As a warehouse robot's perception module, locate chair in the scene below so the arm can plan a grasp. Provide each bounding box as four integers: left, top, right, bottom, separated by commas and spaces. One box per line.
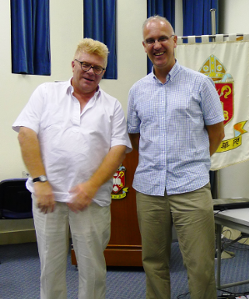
0, 178, 32, 219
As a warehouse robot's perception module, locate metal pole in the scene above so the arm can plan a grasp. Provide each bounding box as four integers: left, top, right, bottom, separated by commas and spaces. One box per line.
210, 9, 216, 41
210, 8, 218, 196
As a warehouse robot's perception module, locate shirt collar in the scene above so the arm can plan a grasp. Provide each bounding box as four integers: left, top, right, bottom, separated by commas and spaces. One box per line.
152, 59, 180, 83
169, 60, 180, 81
67, 78, 74, 94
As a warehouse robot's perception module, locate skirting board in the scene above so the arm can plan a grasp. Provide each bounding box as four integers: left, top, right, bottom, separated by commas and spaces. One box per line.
0, 230, 36, 245
0, 219, 36, 245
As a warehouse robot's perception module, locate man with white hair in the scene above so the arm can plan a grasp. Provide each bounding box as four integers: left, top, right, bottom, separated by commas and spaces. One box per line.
13, 38, 132, 299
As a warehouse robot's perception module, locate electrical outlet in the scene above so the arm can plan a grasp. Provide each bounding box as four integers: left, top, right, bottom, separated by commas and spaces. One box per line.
22, 171, 29, 178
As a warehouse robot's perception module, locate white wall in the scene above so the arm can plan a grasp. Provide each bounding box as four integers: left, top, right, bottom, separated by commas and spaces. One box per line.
217, 0, 249, 198
175, 0, 183, 36
219, 0, 249, 35
0, 0, 249, 200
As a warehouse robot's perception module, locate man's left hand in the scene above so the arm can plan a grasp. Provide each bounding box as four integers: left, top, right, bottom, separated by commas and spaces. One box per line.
67, 181, 97, 212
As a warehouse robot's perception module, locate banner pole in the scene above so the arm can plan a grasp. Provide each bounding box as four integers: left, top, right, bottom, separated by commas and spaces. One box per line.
210, 9, 216, 42
210, 8, 218, 198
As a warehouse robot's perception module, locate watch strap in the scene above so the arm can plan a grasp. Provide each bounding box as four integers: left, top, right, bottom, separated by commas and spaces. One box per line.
32, 175, 48, 183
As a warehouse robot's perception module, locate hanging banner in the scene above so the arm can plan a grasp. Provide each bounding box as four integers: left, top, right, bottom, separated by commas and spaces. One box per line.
175, 36, 249, 170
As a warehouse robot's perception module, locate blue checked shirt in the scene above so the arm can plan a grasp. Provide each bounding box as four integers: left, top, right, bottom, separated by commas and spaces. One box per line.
127, 60, 224, 196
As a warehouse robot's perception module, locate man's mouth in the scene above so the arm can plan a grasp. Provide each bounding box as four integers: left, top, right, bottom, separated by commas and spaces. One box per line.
83, 77, 94, 82
154, 52, 165, 56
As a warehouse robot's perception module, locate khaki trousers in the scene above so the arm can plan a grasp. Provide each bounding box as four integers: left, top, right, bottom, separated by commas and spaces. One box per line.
32, 196, 111, 299
136, 183, 217, 299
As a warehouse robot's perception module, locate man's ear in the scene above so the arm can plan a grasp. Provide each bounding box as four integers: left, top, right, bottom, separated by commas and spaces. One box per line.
173, 35, 178, 48
71, 60, 75, 71
142, 41, 147, 53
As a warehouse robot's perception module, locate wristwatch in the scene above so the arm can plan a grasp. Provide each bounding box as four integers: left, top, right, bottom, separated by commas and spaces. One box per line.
32, 175, 48, 183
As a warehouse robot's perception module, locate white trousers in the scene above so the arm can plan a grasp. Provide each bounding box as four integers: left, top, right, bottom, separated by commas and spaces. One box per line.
32, 196, 111, 299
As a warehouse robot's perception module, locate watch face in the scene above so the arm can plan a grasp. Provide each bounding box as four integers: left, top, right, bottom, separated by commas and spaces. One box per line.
39, 175, 47, 182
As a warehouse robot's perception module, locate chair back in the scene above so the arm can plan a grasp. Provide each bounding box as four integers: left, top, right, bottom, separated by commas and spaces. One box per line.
0, 178, 33, 219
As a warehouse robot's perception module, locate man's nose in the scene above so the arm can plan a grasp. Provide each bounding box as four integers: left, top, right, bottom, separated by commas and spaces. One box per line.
86, 66, 95, 74
153, 40, 162, 49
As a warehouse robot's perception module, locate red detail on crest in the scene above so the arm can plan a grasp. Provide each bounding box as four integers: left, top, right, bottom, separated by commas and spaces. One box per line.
215, 83, 233, 126
112, 169, 126, 194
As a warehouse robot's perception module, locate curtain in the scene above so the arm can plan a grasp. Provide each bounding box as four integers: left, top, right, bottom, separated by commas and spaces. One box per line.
147, 0, 175, 73
11, 0, 51, 75
84, 0, 117, 79
183, 0, 218, 37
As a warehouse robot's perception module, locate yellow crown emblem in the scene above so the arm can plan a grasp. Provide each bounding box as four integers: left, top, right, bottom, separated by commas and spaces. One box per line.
199, 55, 226, 82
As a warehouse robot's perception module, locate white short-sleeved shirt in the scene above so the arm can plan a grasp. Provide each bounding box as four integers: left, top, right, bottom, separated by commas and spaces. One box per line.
13, 79, 132, 206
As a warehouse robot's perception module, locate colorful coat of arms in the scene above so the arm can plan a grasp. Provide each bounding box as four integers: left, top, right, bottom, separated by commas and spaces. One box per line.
111, 165, 128, 199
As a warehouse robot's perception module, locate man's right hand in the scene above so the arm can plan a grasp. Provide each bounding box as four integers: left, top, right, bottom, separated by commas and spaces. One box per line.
34, 181, 55, 214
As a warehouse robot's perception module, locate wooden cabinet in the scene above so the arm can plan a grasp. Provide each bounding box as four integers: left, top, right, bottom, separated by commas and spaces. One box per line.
71, 149, 142, 266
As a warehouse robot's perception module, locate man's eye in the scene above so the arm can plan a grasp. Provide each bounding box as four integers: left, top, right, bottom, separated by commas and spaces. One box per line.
82, 63, 91, 68
159, 37, 168, 42
146, 39, 154, 44
94, 66, 102, 72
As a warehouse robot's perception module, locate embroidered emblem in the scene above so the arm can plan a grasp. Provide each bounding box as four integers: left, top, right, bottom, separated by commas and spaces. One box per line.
111, 165, 128, 199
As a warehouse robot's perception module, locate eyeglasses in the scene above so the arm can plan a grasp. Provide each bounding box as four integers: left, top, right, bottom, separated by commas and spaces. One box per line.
144, 35, 175, 45
74, 59, 106, 75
